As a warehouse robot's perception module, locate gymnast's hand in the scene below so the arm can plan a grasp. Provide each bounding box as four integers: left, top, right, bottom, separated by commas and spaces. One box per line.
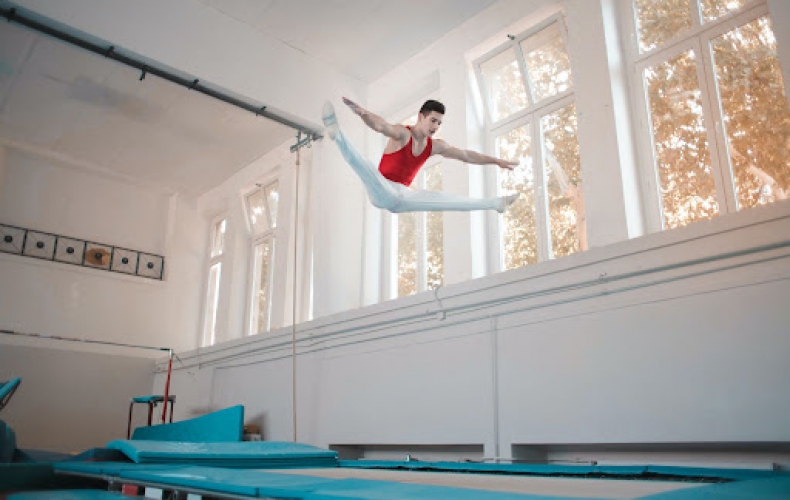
496, 158, 519, 171
342, 97, 366, 117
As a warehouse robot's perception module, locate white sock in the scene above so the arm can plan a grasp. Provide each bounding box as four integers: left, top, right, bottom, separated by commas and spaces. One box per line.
322, 101, 339, 141
497, 193, 520, 213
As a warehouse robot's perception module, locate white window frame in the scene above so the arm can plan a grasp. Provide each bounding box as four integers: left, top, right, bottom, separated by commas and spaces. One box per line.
384, 98, 445, 299
473, 13, 578, 273
621, 0, 772, 232
201, 215, 226, 346
243, 176, 281, 335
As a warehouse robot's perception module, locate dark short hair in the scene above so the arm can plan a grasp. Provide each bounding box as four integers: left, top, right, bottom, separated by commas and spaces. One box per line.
419, 99, 445, 116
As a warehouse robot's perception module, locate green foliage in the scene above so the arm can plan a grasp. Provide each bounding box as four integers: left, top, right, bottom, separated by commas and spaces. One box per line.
425, 165, 444, 290
481, 49, 528, 122
397, 211, 418, 297
498, 126, 539, 269
542, 104, 582, 257
700, 0, 752, 23
645, 50, 719, 228
491, 22, 583, 269
634, 0, 692, 52
523, 29, 573, 101
397, 164, 444, 297
639, 3, 790, 228
711, 16, 790, 208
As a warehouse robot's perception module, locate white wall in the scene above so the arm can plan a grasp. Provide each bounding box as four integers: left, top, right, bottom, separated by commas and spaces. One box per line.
4, 0, 790, 462
0, 343, 155, 453
155, 0, 790, 468
8, 0, 371, 321
0, 148, 204, 352
162, 200, 790, 466
0, 0, 371, 453
0, 147, 203, 453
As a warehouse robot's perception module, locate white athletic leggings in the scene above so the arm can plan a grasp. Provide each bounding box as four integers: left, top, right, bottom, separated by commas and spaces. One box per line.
331, 128, 506, 213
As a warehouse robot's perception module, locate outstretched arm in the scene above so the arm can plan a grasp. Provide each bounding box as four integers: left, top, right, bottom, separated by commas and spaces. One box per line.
342, 97, 410, 142
432, 139, 518, 170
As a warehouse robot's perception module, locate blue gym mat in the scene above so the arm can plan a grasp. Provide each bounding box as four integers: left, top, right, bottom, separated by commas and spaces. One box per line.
635, 475, 790, 499
118, 467, 341, 497
105, 440, 338, 468
8, 491, 128, 499
131, 404, 244, 442
340, 460, 781, 482
0, 419, 16, 463
54, 461, 186, 477
48, 460, 790, 500
299, 479, 603, 500
112, 466, 605, 500
0, 377, 21, 412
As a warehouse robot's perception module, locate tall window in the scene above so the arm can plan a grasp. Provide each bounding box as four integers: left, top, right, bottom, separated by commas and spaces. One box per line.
629, 0, 790, 230
394, 114, 444, 297
202, 217, 226, 346
396, 163, 445, 297
245, 181, 279, 334
475, 17, 585, 271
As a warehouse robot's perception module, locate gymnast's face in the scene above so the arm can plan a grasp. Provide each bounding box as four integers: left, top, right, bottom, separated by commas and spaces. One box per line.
418, 111, 443, 137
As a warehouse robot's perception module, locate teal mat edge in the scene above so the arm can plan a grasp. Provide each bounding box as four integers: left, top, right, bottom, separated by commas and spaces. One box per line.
338, 460, 788, 481
50, 460, 790, 500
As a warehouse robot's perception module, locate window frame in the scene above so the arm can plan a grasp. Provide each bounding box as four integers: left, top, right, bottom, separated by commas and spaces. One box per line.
242, 176, 281, 335
393, 161, 446, 297
473, 13, 579, 273
475, 14, 576, 133
622, 0, 772, 232
201, 214, 227, 347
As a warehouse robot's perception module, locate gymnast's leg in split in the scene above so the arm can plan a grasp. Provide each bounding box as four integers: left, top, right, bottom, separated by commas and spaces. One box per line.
322, 101, 518, 214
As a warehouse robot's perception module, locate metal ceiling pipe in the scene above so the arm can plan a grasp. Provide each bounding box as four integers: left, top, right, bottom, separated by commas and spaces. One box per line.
0, 6, 322, 141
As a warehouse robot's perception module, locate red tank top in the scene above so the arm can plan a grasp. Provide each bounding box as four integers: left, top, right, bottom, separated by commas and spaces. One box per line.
378, 129, 432, 187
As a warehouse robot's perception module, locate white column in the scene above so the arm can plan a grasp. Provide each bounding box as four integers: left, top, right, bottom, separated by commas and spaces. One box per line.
441, 60, 478, 286
768, 0, 790, 102
311, 133, 366, 319
563, 0, 645, 247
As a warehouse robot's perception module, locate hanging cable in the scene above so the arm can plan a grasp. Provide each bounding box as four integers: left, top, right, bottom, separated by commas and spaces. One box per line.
292, 132, 302, 442
161, 348, 174, 423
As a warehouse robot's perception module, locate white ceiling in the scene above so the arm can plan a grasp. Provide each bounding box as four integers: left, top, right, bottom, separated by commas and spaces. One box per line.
198, 0, 498, 84
0, 1, 497, 196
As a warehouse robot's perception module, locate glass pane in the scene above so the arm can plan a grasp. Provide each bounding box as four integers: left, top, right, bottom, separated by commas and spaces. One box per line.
203, 263, 221, 346
541, 104, 585, 258
246, 189, 269, 234
701, 0, 751, 23
711, 16, 790, 209
250, 238, 274, 334
264, 181, 279, 228
644, 50, 719, 229
496, 126, 538, 269
480, 48, 529, 122
397, 212, 417, 297
634, 0, 693, 53
210, 219, 226, 258
521, 24, 573, 103
424, 164, 444, 289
